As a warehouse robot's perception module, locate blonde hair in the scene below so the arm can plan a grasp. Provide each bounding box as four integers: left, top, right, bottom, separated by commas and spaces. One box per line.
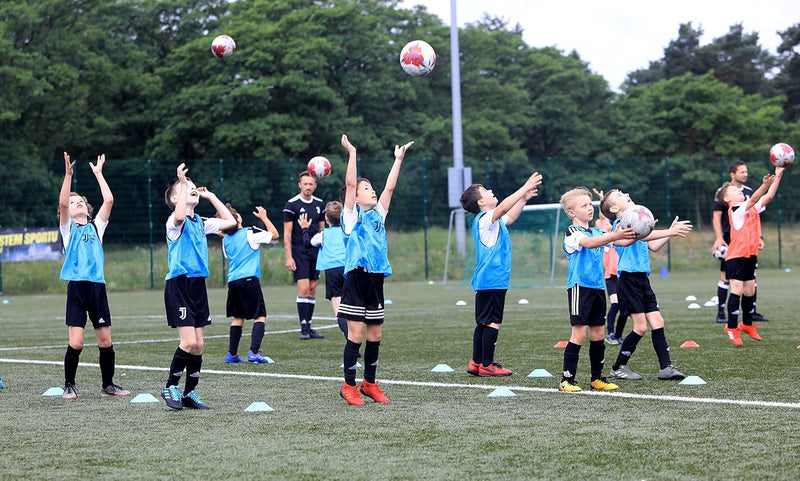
559, 187, 591, 214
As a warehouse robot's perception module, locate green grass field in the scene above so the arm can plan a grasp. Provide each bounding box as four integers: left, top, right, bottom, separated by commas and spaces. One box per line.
0, 270, 798, 480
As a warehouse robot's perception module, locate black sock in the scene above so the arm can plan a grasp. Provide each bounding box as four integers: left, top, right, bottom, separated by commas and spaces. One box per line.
64, 345, 82, 386
250, 322, 265, 353
589, 340, 605, 381
472, 325, 485, 364
741, 295, 755, 326
343, 340, 361, 386
363, 340, 380, 384
614, 314, 628, 339
650, 328, 671, 369
717, 280, 729, 312
613, 331, 642, 370
297, 297, 307, 326
481, 327, 499, 367
307, 297, 316, 324
167, 347, 190, 388
98, 345, 115, 388
727, 294, 741, 329
228, 325, 242, 356
606, 303, 619, 333
184, 354, 202, 395
562, 342, 580, 382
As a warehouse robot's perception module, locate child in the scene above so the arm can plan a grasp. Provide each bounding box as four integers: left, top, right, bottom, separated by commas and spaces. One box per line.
558, 187, 636, 392
220, 204, 279, 363
460, 171, 542, 378
337, 134, 413, 405
714, 166, 783, 345
592, 188, 628, 345
160, 163, 236, 410
600, 189, 692, 381
298, 201, 349, 337
58, 152, 129, 401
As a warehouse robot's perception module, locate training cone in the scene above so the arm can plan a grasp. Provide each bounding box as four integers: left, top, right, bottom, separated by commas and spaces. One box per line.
704, 301, 717, 307
42, 387, 64, 397
660, 265, 668, 278
679, 375, 707, 385
245, 401, 274, 412
518, 299, 529, 305
688, 303, 701, 309
385, 299, 393, 305
456, 300, 467, 306
130, 393, 159, 404
685, 295, 697, 301
527, 369, 553, 378
430, 363, 455, 373
680, 341, 699, 348
488, 387, 516, 398
554, 341, 568, 348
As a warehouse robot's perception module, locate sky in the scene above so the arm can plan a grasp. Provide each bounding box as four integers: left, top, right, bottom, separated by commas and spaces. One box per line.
398, 0, 800, 90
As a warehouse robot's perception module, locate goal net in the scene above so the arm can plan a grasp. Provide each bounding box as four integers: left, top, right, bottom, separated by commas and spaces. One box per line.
444, 202, 598, 289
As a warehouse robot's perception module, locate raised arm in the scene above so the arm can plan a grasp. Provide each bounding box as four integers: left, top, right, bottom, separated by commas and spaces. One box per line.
253, 206, 279, 240
342, 134, 358, 210
752, 167, 783, 209
647, 216, 693, 252
59, 152, 75, 226
379, 140, 414, 212
172, 164, 189, 227
505, 188, 539, 226
493, 172, 542, 223
90, 154, 113, 223
199, 187, 237, 231
579, 226, 636, 249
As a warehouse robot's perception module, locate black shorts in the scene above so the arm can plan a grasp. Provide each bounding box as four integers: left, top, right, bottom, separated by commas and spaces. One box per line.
226, 276, 267, 319
618, 272, 659, 315
65, 281, 112, 329
567, 285, 606, 326
337, 268, 385, 325
164, 275, 212, 328
291, 245, 320, 282
719, 258, 726, 273
324, 266, 345, 299
474, 289, 507, 326
725, 256, 756, 282
605, 275, 618, 297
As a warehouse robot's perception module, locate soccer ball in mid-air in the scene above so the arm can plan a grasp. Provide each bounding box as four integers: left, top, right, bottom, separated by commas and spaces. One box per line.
619, 204, 655, 240
769, 142, 794, 167
211, 35, 236, 59
400, 40, 436, 77
307, 156, 331, 179
712, 244, 727, 260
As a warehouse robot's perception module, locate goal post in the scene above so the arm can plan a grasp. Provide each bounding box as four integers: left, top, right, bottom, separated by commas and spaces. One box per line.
443, 202, 600, 288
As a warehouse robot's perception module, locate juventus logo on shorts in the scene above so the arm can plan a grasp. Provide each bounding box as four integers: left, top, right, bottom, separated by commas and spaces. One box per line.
179, 307, 187, 320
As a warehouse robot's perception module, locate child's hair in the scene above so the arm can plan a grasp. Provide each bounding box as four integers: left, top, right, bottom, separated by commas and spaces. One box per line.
600, 189, 621, 220
218, 203, 240, 235
460, 184, 484, 214
58, 192, 94, 221
164, 177, 193, 210
559, 187, 591, 214
325, 201, 343, 226
729, 161, 746, 174
715, 182, 733, 207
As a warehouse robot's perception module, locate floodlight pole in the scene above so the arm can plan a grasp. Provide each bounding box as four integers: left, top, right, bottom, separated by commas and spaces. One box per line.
450, 0, 466, 256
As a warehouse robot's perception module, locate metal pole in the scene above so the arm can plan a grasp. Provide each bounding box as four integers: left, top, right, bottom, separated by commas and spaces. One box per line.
665, 157, 671, 271
219, 158, 226, 287
422, 157, 429, 280
147, 159, 154, 290
777, 190, 782, 269
450, 0, 466, 257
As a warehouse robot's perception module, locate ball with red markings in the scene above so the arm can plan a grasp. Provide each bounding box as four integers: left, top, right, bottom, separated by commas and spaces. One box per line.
400, 40, 436, 77
769, 142, 794, 167
619, 204, 655, 240
307, 156, 331, 179
211, 35, 236, 59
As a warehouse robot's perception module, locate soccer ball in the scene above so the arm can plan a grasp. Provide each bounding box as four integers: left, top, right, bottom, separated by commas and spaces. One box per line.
618, 204, 655, 240
211, 35, 236, 59
400, 40, 436, 77
307, 156, 331, 179
769, 142, 794, 167
712, 244, 727, 260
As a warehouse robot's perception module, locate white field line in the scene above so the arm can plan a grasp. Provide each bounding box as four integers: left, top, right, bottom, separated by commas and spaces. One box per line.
0, 322, 340, 351
1, 357, 799, 410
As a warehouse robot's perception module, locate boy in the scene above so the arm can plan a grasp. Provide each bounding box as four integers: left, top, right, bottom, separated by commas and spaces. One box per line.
220, 204, 279, 363
283, 171, 326, 339
58, 152, 129, 400
558, 187, 636, 392
600, 189, 692, 381
298, 201, 349, 337
160, 163, 236, 410
715, 166, 783, 345
338, 134, 413, 405
460, 171, 542, 378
